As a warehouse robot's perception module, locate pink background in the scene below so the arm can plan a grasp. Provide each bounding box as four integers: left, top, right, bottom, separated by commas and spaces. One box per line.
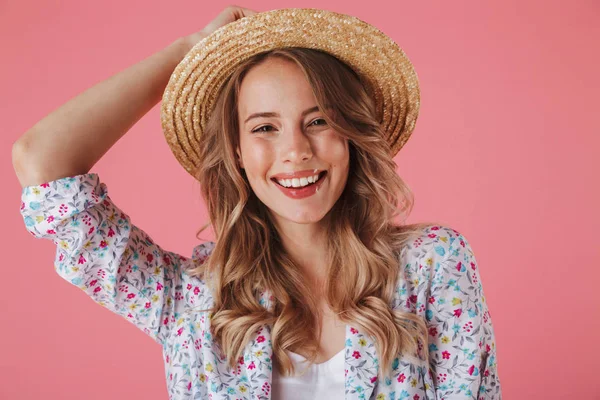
1, 0, 599, 399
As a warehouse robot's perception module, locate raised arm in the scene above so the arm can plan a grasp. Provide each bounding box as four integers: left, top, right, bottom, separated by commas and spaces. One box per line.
12, 33, 206, 346
11, 35, 193, 188
13, 5, 257, 350
12, 5, 257, 186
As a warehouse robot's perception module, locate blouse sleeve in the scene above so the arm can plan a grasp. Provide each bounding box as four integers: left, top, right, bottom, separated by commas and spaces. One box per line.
423, 228, 502, 399
20, 173, 191, 347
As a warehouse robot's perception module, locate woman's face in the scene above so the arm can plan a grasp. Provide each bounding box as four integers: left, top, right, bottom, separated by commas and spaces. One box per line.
236, 57, 350, 226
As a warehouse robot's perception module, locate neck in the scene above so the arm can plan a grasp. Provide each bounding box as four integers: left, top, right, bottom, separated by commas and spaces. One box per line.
271, 214, 331, 290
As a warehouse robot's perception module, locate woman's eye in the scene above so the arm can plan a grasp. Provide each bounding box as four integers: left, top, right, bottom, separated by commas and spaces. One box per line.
310, 118, 327, 127
252, 125, 273, 133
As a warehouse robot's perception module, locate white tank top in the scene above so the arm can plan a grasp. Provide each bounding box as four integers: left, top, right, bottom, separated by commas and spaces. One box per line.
271, 348, 345, 399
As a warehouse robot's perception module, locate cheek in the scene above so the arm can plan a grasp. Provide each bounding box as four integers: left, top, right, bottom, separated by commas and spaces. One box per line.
316, 132, 349, 164
240, 141, 274, 175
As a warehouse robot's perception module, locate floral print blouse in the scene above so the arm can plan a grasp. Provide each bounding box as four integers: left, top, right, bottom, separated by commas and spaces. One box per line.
20, 173, 502, 399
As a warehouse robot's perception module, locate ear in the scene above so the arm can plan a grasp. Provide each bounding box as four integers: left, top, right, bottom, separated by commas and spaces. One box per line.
236, 146, 244, 169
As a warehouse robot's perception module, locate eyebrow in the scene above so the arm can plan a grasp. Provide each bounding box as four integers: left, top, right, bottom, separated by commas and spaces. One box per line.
243, 105, 325, 124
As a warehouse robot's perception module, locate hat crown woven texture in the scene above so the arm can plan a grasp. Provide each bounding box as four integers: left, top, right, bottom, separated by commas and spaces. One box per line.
161, 8, 420, 178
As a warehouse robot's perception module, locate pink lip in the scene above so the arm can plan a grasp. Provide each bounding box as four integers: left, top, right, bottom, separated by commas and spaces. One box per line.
272, 171, 327, 199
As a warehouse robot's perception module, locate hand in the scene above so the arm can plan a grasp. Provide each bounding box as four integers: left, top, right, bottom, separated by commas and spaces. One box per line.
182, 5, 258, 53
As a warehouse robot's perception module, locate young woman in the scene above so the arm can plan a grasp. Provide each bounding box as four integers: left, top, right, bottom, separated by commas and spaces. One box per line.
14, 6, 501, 400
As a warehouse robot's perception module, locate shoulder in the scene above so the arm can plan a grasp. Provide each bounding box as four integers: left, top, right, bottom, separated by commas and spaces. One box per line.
394, 224, 475, 308
399, 224, 470, 267
191, 241, 216, 264
180, 240, 216, 279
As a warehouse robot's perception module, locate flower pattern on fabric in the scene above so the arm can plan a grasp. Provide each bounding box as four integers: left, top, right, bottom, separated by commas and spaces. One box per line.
20, 173, 501, 399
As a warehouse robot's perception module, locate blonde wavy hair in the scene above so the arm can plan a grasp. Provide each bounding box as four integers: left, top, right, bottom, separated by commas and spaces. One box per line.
186, 47, 438, 380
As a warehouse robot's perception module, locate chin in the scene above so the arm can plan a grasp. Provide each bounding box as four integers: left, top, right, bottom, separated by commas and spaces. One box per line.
272, 206, 329, 225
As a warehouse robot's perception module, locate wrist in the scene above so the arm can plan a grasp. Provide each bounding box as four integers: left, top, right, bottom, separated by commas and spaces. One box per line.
169, 37, 194, 62
177, 32, 209, 58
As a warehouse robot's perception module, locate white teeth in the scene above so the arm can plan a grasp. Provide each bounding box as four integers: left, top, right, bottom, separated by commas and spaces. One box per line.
276, 173, 321, 188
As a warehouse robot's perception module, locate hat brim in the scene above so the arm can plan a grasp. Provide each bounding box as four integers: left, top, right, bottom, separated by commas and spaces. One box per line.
161, 8, 420, 178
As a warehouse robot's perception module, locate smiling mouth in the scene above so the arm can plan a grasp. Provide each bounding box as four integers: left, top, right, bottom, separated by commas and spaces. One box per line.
271, 171, 327, 188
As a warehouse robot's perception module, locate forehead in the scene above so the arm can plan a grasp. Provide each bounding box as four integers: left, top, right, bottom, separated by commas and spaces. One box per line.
237, 57, 317, 115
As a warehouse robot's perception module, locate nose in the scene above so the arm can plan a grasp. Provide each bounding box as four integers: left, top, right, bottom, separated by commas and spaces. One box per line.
280, 123, 313, 163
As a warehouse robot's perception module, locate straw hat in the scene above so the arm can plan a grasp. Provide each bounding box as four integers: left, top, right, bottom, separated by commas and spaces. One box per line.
160, 8, 421, 179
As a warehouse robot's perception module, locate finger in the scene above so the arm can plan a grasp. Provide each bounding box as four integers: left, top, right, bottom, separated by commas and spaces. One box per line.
241, 7, 257, 16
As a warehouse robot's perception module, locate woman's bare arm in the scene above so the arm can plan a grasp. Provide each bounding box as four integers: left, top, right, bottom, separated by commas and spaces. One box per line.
12, 6, 257, 189
11, 36, 195, 188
